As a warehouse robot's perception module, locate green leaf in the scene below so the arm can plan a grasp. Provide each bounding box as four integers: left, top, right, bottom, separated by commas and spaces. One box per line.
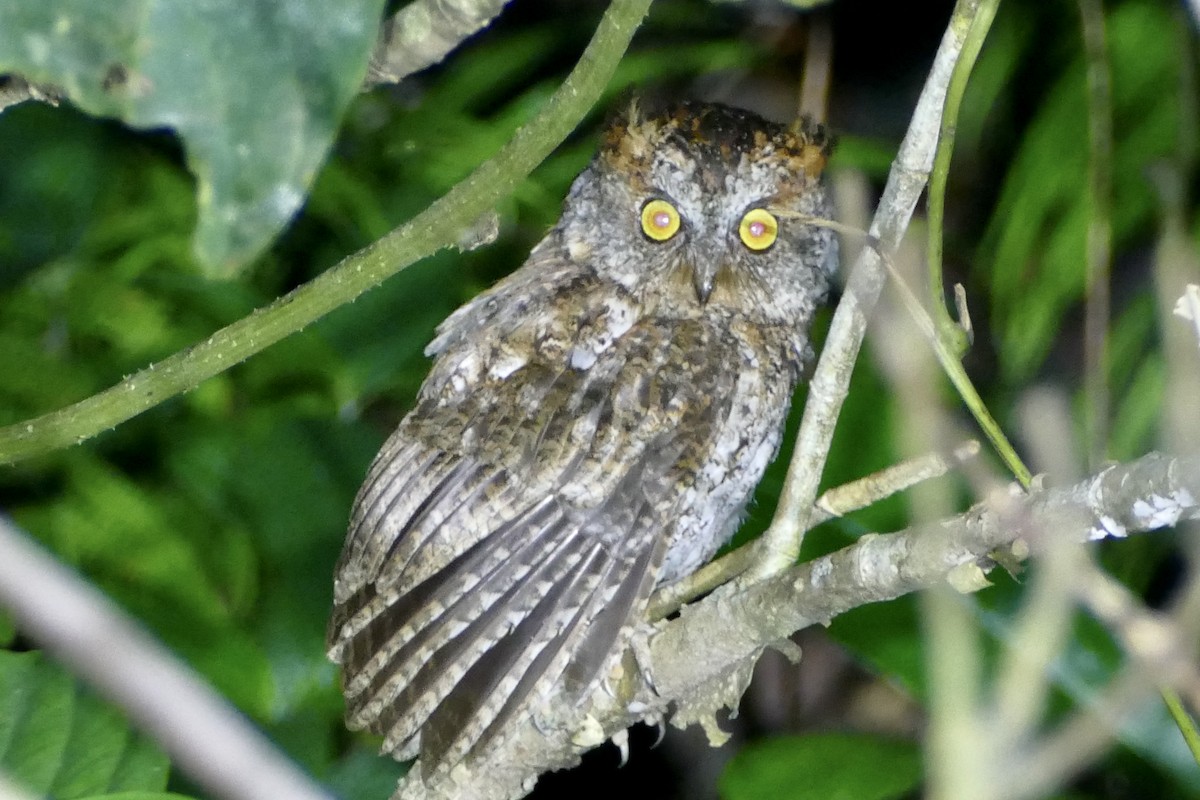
0, 0, 386, 275
720, 733, 922, 800
0, 651, 170, 797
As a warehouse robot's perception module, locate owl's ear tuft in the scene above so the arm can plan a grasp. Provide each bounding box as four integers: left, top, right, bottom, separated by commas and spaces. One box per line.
787, 116, 835, 178
600, 90, 644, 141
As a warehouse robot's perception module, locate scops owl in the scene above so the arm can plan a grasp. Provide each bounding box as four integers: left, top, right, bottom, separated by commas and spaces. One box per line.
327, 100, 837, 797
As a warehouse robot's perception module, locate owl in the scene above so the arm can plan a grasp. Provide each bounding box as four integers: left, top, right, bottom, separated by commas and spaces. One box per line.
327, 100, 837, 797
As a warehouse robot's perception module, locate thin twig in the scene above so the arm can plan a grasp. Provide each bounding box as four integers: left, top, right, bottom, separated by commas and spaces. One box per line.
798, 14, 833, 122
0, 0, 653, 465
873, 236, 988, 800
776, 211, 1034, 487
999, 666, 1162, 800
1075, 561, 1200, 709
817, 440, 981, 518
1162, 688, 1200, 764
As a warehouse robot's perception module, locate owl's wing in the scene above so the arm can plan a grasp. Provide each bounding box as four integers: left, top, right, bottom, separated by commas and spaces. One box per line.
327, 317, 740, 778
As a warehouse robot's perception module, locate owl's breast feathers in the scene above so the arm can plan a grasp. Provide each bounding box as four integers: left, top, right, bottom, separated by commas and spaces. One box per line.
327, 260, 803, 782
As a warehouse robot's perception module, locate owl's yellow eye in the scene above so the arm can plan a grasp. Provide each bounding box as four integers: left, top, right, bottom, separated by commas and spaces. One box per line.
738, 208, 778, 251
640, 199, 681, 242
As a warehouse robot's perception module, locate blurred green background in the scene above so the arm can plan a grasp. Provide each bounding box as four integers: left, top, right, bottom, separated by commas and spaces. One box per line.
1, 1, 1197, 798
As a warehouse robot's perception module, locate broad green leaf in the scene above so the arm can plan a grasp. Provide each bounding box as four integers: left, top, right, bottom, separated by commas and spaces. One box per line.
720, 733, 922, 800
0, 105, 112, 288
0, 651, 169, 797
0, 0, 385, 275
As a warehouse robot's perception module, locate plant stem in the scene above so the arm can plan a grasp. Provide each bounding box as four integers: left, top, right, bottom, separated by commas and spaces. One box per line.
926, 0, 1000, 355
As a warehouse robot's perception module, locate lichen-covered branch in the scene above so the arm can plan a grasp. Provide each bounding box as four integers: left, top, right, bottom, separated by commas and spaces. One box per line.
648, 452, 1200, 714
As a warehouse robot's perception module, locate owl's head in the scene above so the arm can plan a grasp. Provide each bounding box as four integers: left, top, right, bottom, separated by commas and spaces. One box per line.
559, 100, 837, 327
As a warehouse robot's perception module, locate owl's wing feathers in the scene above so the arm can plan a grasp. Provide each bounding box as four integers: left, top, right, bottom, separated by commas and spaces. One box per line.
328, 294, 747, 777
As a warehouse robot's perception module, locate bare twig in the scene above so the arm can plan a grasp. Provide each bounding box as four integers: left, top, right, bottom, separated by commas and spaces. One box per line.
0, 516, 333, 800
926, 0, 999, 356
775, 209, 1034, 487
797, 14, 833, 122
1076, 561, 1200, 707
1000, 666, 1167, 800
1163, 688, 1200, 764
817, 440, 981, 518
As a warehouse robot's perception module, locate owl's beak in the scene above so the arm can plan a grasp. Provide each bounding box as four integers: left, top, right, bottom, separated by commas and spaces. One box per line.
691, 261, 718, 305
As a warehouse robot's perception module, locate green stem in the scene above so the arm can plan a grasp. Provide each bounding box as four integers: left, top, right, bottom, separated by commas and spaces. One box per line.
926, 0, 1000, 354
0, 0, 652, 465
921, 0, 1031, 487
1162, 688, 1200, 766
939, 341, 1032, 488
886, 243, 1033, 488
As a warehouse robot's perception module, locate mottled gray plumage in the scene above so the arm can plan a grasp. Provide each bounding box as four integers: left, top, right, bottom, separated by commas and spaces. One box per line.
328, 100, 836, 795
